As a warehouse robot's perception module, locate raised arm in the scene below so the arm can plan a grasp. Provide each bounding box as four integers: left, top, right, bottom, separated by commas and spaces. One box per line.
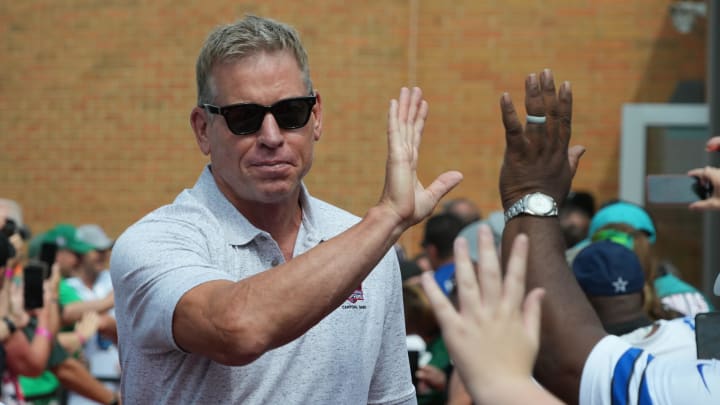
141, 87, 462, 365
498, 69, 606, 404
422, 225, 559, 405
5, 265, 61, 377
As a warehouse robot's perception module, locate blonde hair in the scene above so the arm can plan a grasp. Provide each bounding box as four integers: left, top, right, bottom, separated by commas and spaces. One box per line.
195, 15, 313, 105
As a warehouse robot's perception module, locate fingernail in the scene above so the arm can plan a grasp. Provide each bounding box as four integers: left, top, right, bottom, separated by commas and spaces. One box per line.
564, 81, 571, 90
529, 73, 537, 86
543, 69, 553, 85
502, 92, 511, 104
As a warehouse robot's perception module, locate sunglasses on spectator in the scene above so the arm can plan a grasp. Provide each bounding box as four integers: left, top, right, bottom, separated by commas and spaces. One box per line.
201, 95, 317, 136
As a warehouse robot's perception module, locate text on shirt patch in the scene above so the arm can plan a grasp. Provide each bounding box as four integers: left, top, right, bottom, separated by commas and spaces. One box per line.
342, 284, 366, 309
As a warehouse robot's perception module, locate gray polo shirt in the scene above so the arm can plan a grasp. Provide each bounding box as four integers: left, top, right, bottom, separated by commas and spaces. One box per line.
110, 166, 416, 404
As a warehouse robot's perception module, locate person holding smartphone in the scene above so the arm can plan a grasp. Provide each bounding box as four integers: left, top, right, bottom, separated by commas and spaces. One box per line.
688, 137, 720, 211
2, 255, 62, 402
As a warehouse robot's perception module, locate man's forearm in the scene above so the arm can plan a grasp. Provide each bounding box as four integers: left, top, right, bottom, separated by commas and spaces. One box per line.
502, 217, 606, 404
98, 314, 118, 344
177, 204, 407, 365
53, 357, 116, 404
4, 331, 50, 377
62, 298, 112, 325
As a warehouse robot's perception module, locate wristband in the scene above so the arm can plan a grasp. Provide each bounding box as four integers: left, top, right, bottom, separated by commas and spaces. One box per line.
35, 326, 52, 340
3, 317, 17, 335
4, 268, 12, 279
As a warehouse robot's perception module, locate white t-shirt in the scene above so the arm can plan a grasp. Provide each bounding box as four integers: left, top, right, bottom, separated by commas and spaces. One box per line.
620, 317, 697, 361
65, 271, 120, 405
110, 167, 416, 404
580, 335, 720, 404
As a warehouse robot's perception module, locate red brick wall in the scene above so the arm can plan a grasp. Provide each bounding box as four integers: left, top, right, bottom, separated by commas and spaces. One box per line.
0, 1, 706, 258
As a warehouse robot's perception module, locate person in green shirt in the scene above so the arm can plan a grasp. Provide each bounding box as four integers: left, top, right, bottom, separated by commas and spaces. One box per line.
20, 224, 116, 404
403, 283, 453, 405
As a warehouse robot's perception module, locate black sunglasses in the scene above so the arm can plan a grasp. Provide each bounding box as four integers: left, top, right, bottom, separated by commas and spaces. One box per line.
202, 95, 317, 136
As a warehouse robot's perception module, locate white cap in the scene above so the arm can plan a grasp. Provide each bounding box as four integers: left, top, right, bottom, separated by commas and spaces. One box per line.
76, 224, 113, 250
0, 198, 23, 227
714, 273, 720, 296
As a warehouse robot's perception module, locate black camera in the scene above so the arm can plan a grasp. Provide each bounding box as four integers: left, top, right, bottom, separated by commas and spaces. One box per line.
1, 219, 17, 239
0, 232, 15, 266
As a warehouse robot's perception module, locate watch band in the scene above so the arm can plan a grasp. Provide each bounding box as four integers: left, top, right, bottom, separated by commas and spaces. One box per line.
504, 199, 526, 223
504, 192, 558, 223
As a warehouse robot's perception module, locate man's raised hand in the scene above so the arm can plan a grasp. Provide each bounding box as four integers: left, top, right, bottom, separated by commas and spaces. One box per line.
379, 87, 462, 230
499, 69, 584, 210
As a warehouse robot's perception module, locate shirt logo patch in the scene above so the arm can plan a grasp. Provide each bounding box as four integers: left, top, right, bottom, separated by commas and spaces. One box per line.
346, 285, 364, 303
342, 284, 367, 310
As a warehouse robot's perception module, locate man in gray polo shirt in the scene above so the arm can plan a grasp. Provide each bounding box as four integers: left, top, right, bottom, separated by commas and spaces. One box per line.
110, 15, 461, 404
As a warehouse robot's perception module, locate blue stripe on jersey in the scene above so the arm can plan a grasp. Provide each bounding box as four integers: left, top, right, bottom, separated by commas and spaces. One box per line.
683, 316, 695, 331
697, 363, 711, 391
612, 347, 644, 405
638, 353, 655, 405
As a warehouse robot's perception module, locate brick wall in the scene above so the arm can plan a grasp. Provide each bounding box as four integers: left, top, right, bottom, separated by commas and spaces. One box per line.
0, 1, 706, 258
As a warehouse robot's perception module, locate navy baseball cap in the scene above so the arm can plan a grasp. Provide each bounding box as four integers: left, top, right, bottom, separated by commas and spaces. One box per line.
572, 241, 645, 297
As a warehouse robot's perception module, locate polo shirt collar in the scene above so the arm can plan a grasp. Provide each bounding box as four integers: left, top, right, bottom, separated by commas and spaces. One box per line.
190, 165, 325, 247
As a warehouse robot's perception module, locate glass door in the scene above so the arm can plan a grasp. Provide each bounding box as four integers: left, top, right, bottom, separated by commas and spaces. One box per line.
620, 104, 710, 297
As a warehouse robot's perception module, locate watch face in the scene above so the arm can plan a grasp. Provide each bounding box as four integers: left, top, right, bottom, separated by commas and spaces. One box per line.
527, 194, 554, 214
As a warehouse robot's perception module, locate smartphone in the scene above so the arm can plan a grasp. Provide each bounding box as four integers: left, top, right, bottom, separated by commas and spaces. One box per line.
0, 233, 12, 267
646, 175, 713, 205
408, 350, 419, 388
696, 312, 720, 360
38, 242, 57, 279
23, 261, 47, 310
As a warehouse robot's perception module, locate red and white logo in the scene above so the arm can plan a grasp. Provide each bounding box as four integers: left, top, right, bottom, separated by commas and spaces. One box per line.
346, 284, 364, 303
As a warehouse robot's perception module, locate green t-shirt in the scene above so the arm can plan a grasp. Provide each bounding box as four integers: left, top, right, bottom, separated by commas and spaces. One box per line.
59, 278, 83, 306
59, 277, 83, 333
18, 371, 59, 402
18, 317, 68, 400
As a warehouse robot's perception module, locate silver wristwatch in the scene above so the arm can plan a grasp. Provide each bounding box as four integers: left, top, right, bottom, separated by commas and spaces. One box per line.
504, 192, 558, 223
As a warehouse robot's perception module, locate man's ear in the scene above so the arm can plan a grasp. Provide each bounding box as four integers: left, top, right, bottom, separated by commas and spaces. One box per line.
311, 90, 323, 141
190, 106, 211, 156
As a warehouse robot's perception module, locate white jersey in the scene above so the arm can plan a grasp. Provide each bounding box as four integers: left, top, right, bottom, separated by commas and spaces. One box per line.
65, 271, 120, 405
619, 317, 696, 361
580, 335, 720, 404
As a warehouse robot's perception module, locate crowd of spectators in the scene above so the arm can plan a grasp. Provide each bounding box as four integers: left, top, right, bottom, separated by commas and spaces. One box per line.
2, 13, 720, 405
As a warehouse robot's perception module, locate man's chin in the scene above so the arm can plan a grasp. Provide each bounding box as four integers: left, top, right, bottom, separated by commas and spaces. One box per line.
252, 183, 301, 204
